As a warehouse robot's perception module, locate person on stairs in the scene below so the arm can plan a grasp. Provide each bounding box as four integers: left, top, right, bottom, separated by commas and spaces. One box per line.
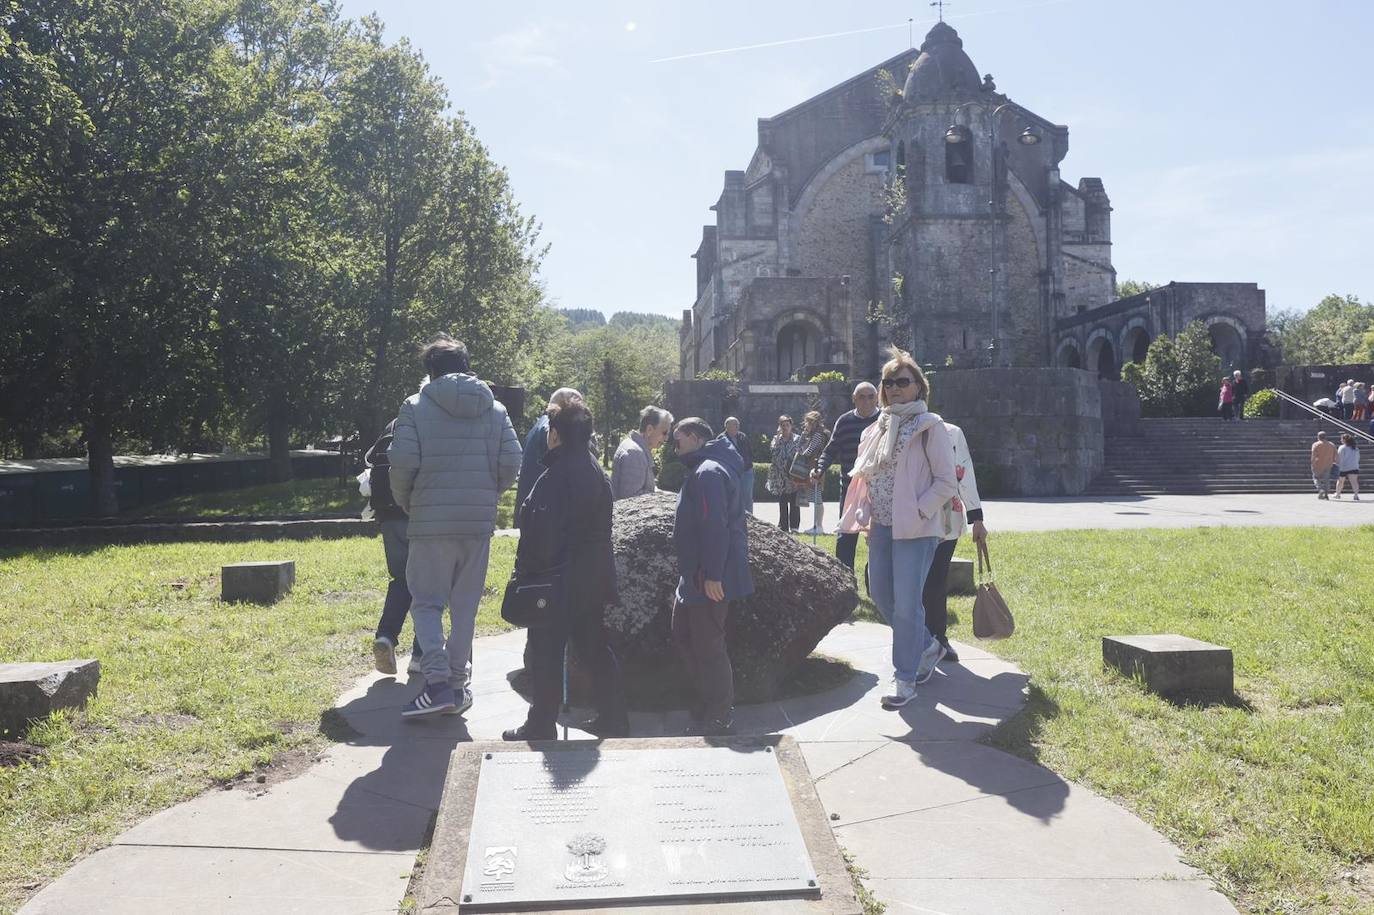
1334, 433, 1361, 501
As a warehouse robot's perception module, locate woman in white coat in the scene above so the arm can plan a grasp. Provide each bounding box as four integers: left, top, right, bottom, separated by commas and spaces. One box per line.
920, 423, 989, 664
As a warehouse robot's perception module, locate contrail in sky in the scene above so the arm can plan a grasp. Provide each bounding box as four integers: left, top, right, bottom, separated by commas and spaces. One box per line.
648, 0, 1077, 64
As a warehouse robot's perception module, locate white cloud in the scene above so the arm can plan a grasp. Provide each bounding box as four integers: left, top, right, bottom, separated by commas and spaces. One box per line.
476, 23, 563, 90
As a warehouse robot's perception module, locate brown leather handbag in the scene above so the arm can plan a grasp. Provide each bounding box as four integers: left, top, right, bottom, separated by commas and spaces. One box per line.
972, 540, 1015, 640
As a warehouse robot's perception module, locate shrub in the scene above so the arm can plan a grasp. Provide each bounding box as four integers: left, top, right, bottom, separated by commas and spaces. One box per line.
809, 370, 846, 383
1244, 388, 1280, 418
1121, 321, 1221, 417
695, 368, 738, 382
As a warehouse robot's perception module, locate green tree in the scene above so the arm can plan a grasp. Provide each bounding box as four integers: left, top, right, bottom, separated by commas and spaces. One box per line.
1267, 294, 1374, 365
1116, 279, 1158, 299
1120, 321, 1222, 417
0, 0, 234, 513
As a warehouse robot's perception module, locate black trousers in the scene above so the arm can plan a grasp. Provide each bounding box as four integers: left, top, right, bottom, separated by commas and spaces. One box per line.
777, 493, 800, 532
921, 538, 959, 643
836, 474, 858, 570
524, 608, 626, 733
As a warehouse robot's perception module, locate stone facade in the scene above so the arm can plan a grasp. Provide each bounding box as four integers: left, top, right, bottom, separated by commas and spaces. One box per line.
682, 22, 1267, 382
1053, 282, 1271, 378
931, 368, 1104, 496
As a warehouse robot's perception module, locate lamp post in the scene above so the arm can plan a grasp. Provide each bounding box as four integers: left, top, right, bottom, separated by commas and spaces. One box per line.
946, 101, 1040, 367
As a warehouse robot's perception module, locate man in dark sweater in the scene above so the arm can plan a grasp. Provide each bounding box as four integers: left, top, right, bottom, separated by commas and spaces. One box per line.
1231, 370, 1249, 420
811, 382, 879, 570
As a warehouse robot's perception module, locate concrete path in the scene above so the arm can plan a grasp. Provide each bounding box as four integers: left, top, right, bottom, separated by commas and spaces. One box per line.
752, 491, 1374, 532
21, 623, 1236, 915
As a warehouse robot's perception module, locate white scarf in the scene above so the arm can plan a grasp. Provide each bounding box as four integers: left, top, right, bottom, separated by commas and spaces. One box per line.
850, 400, 928, 482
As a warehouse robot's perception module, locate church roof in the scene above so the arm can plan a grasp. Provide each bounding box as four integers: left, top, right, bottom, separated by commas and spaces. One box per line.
903, 21, 982, 101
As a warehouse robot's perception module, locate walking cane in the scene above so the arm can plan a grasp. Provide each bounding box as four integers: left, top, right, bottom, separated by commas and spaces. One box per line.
561, 643, 570, 741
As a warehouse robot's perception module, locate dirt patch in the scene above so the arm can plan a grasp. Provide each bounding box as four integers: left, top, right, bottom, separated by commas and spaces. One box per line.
216, 744, 324, 796
0, 739, 43, 767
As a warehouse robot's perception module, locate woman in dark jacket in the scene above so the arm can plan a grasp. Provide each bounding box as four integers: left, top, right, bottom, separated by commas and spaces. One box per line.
504, 399, 628, 740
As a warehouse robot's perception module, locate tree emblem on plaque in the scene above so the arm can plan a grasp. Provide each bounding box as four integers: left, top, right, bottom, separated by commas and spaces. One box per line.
564, 833, 608, 883
483, 846, 517, 880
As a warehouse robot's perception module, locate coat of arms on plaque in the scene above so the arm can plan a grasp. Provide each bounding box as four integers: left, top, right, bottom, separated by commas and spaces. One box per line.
483, 846, 517, 880
564, 833, 608, 883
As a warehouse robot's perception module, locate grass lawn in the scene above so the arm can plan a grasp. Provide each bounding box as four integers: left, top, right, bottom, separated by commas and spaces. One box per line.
0, 535, 516, 914
823, 526, 1374, 915
5, 526, 1374, 914
121, 478, 517, 528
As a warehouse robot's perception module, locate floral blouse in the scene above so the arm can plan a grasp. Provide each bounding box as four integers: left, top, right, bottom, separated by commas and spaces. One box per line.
869, 415, 920, 526
767, 432, 802, 495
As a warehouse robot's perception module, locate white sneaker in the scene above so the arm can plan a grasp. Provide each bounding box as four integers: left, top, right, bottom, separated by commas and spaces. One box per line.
372, 637, 397, 675
915, 639, 947, 684
881, 678, 917, 709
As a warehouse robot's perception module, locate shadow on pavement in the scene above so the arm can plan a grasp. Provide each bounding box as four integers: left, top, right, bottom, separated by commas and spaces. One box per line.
324, 675, 473, 852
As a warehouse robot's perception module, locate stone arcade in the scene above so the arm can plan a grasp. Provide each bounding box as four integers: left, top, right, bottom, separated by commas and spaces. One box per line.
680, 22, 1268, 382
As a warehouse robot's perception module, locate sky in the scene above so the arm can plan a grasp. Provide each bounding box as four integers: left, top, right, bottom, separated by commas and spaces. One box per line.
334, 0, 1374, 319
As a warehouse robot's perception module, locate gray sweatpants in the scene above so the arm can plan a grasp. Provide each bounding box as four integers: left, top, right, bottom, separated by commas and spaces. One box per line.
406, 536, 491, 687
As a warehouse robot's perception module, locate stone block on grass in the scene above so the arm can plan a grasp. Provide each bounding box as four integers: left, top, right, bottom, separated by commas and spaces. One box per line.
0, 659, 101, 736
947, 557, 975, 595
1102, 634, 1233, 698
221, 560, 295, 604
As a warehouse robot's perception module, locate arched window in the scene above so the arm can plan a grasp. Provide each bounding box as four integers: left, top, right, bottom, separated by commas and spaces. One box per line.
1208, 322, 1245, 373
776, 322, 820, 380
1123, 327, 1149, 364
1056, 341, 1082, 369
945, 131, 973, 184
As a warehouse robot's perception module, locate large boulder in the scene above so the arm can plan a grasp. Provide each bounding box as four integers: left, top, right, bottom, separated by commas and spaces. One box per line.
595, 491, 857, 703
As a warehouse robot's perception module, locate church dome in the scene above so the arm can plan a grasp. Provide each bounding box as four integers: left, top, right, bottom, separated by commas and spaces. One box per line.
902, 21, 982, 101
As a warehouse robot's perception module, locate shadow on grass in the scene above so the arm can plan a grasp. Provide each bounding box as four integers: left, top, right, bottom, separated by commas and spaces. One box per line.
982, 681, 1062, 769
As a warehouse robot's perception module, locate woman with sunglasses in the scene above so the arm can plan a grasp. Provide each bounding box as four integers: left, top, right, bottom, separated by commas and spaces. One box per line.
840, 348, 957, 709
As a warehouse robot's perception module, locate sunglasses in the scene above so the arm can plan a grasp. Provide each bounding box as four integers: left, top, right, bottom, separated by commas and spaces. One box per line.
881, 377, 914, 389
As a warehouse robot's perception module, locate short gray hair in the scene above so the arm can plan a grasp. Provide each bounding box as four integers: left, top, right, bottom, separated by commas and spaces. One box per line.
639, 405, 673, 432
852, 382, 877, 397
723, 416, 740, 428
548, 387, 582, 409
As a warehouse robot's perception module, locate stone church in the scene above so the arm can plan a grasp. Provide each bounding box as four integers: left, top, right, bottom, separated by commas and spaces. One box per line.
680, 22, 1267, 382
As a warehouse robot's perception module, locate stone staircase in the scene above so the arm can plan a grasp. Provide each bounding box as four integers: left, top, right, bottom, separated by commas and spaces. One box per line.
1084, 417, 1345, 495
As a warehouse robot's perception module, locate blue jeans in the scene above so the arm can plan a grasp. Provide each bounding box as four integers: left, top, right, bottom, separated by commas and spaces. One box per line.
739, 469, 755, 515
866, 524, 939, 682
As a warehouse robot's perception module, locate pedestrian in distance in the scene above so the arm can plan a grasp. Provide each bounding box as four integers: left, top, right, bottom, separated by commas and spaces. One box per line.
921, 421, 988, 665
1218, 377, 1235, 421
1232, 370, 1249, 420
838, 347, 957, 710
1341, 380, 1358, 422
797, 411, 830, 536
1334, 433, 1361, 501
515, 388, 582, 526
390, 335, 523, 719
766, 415, 803, 532
365, 419, 421, 676
812, 382, 880, 571
1354, 383, 1368, 423
610, 405, 673, 501
671, 417, 753, 736
503, 398, 628, 741
723, 417, 755, 516
1311, 430, 1338, 501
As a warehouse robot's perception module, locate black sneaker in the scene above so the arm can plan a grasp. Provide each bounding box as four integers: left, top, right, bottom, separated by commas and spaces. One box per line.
938, 638, 960, 663
503, 724, 556, 741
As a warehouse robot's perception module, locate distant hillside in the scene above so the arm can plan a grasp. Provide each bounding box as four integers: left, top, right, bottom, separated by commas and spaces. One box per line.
558, 307, 606, 328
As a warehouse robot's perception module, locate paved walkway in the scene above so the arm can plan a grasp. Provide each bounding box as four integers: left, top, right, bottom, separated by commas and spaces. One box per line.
755, 491, 1374, 533
21, 623, 1236, 915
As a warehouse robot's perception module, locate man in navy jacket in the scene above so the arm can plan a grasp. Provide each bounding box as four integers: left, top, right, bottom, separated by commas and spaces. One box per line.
671, 417, 753, 735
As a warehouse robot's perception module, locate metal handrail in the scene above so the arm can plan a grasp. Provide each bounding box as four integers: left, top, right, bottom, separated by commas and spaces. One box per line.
1271, 388, 1374, 445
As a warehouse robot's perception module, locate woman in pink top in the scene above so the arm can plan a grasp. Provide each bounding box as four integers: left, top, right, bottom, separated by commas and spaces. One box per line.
1218, 378, 1235, 421
839, 348, 957, 710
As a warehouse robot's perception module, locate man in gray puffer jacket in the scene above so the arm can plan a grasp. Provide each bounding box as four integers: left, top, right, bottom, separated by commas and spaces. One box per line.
390, 336, 522, 718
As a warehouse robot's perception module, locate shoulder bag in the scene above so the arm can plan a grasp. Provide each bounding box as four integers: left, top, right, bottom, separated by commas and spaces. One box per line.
972, 540, 1015, 640
500, 563, 566, 628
